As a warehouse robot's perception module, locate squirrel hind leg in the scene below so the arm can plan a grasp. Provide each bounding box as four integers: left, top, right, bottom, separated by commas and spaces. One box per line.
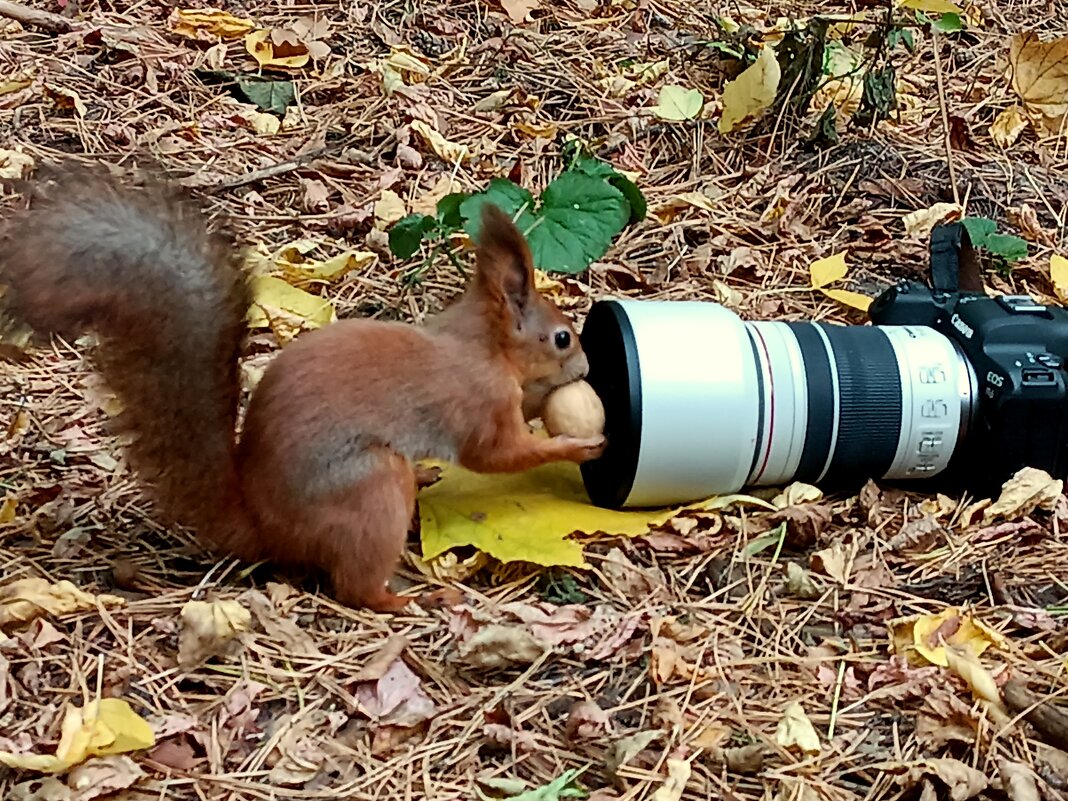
317, 447, 418, 613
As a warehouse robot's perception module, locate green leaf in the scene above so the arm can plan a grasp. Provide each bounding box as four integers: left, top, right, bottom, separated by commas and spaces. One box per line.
570, 154, 647, 224
484, 767, 587, 800
961, 216, 1029, 264
933, 12, 963, 33
236, 78, 295, 115
460, 179, 535, 239
652, 84, 704, 121
388, 214, 437, 259
436, 192, 467, 229
528, 173, 629, 273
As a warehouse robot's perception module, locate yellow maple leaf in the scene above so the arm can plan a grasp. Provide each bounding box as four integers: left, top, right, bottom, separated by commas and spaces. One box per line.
1009, 32, 1068, 132
0, 698, 154, 773
169, 8, 254, 40
719, 46, 780, 134
990, 105, 1029, 148
809, 251, 871, 311
418, 460, 772, 567
888, 607, 1004, 667
652, 85, 704, 121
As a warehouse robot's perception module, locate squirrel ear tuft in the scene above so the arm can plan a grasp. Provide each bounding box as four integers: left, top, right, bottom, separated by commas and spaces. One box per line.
474, 205, 534, 322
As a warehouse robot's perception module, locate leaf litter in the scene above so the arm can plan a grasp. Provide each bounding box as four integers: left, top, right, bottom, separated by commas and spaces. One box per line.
1, 1, 1068, 799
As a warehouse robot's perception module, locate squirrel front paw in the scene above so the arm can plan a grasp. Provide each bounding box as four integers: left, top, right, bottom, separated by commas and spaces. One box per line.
555, 434, 607, 463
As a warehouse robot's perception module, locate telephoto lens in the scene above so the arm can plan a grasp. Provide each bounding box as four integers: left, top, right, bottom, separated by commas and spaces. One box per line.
579, 299, 977, 509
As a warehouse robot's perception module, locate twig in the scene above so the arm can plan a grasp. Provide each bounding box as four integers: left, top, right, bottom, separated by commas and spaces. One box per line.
0, 0, 74, 32
931, 29, 960, 205
196, 146, 338, 193
1003, 680, 1068, 752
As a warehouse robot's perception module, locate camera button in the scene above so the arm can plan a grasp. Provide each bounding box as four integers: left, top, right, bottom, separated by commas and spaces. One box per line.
1038, 354, 1063, 369
998, 295, 1048, 314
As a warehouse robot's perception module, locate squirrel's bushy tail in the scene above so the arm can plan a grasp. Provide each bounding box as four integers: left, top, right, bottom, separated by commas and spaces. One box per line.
0, 165, 254, 550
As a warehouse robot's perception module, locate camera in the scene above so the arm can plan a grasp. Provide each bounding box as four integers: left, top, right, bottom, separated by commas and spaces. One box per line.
579, 223, 1068, 509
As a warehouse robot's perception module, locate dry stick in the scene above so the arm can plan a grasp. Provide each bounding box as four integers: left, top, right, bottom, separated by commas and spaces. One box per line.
0, 0, 74, 32
198, 145, 338, 193
1002, 680, 1068, 752
930, 29, 961, 206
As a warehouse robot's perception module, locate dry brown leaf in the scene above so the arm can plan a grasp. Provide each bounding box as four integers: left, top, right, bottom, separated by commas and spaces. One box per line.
177, 599, 250, 670
982, 466, 1063, 524
410, 120, 469, 163
1009, 32, 1068, 134
903, 203, 964, 237
811, 542, 851, 584
991, 105, 1029, 147
500, 0, 540, 23
355, 658, 437, 728
652, 758, 691, 801
998, 758, 1041, 801
0, 148, 34, 180
240, 589, 321, 656
68, 755, 144, 801
564, 700, 612, 741
904, 758, 988, 801
606, 730, 661, 778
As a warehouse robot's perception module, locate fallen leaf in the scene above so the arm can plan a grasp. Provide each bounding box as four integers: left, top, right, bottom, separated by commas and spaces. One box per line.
564, 700, 612, 741
177, 599, 250, 670
904, 758, 987, 801
991, 105, 1029, 148
653, 85, 704, 121
998, 758, 1041, 801
1050, 254, 1068, 302
809, 251, 871, 311
811, 542, 851, 584
719, 46, 781, 134
0, 148, 34, 180
240, 590, 321, 656
266, 708, 348, 786
889, 607, 1004, 667
649, 191, 718, 224
411, 174, 461, 217
783, 561, 821, 599
652, 758, 691, 801
245, 29, 310, 69
8, 776, 69, 801
168, 8, 254, 40
903, 202, 964, 237
455, 621, 546, 669
606, 730, 661, 778
0, 495, 16, 523
982, 466, 1063, 524
0, 579, 124, 630
410, 120, 469, 163
493, 768, 587, 800
244, 109, 280, 135
355, 658, 437, 728
1009, 32, 1068, 134
247, 275, 337, 342
943, 645, 1000, 704
419, 460, 769, 568
775, 701, 821, 754
899, 0, 962, 11
271, 242, 376, 282
500, 0, 540, 24
374, 189, 408, 227
0, 699, 155, 773
68, 755, 144, 800
771, 482, 822, 508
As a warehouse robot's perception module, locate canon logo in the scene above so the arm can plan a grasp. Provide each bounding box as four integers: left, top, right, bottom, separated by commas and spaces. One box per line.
950, 313, 974, 339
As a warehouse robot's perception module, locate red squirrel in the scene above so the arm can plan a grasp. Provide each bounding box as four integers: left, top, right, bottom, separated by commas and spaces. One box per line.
0, 166, 605, 612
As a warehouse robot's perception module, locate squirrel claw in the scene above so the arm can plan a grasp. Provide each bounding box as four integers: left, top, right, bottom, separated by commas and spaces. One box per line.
556, 434, 606, 462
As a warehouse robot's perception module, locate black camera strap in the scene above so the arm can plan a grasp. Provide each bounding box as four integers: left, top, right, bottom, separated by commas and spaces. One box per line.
929, 221, 984, 294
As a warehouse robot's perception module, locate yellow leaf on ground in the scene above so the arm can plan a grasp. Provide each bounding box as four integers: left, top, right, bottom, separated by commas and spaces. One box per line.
943, 645, 1000, 703
889, 607, 1005, 667
775, 701, 821, 754
245, 109, 280, 135
272, 242, 376, 282
809, 251, 871, 311
247, 275, 337, 341
653, 85, 704, 121
991, 105, 1029, 148
0, 578, 124, 630
0, 698, 155, 773
168, 8, 254, 40
418, 460, 771, 567
374, 189, 408, 228
902, 202, 964, 237
412, 175, 461, 216
410, 120, 469, 163
1051, 254, 1068, 302
899, 0, 962, 12
1009, 32, 1068, 131
0, 495, 16, 523
178, 599, 251, 670
245, 29, 310, 69
719, 46, 780, 134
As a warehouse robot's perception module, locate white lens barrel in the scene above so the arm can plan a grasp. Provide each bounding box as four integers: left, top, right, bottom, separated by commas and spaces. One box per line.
580, 299, 976, 509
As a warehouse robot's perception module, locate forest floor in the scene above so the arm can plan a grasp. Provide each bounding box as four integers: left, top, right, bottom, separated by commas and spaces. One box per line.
1, 0, 1068, 799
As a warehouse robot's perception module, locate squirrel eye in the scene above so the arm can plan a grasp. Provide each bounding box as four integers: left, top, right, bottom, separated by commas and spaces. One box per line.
554, 330, 571, 350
